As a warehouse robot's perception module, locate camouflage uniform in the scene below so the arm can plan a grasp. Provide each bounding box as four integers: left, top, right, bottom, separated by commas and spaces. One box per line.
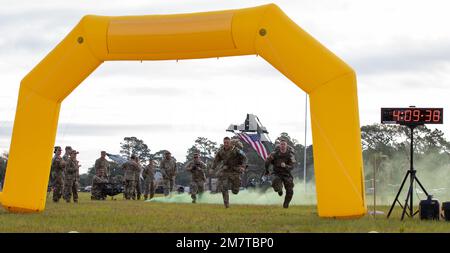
63, 157, 79, 203
91, 157, 109, 200
160, 157, 177, 196
51, 154, 65, 202
121, 160, 140, 200
142, 163, 156, 200
185, 159, 207, 203
134, 162, 142, 200
62, 153, 70, 164
211, 142, 247, 208
265, 145, 296, 208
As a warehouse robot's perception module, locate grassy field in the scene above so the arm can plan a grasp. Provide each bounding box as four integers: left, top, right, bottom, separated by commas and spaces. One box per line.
0, 192, 449, 232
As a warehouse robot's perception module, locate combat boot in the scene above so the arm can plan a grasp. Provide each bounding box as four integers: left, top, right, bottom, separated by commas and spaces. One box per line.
222, 191, 230, 208
283, 192, 293, 208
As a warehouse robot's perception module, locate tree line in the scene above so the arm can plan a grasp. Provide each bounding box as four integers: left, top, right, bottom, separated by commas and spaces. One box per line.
2, 124, 450, 193
361, 124, 450, 197
78, 134, 314, 188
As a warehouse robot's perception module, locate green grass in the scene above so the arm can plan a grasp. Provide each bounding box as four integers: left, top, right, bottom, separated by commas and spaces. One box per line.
0, 193, 449, 232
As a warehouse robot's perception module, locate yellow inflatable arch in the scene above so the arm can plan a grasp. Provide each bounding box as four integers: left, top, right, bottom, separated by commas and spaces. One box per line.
0, 4, 366, 217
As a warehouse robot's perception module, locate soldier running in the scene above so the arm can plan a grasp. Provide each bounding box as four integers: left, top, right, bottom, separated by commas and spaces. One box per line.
210, 137, 247, 208
264, 139, 296, 208
185, 152, 207, 203
160, 151, 177, 196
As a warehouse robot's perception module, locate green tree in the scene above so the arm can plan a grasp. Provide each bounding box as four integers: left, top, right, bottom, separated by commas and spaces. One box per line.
184, 137, 219, 189
194, 137, 218, 160
119, 136, 151, 163
185, 137, 218, 162
292, 144, 314, 182
175, 161, 190, 186
275, 132, 298, 147
78, 173, 91, 188
361, 123, 450, 199
413, 126, 450, 154
361, 124, 400, 155
153, 149, 171, 163
185, 145, 201, 162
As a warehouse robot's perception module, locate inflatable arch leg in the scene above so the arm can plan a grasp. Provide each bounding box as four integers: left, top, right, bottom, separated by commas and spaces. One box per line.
1, 4, 366, 217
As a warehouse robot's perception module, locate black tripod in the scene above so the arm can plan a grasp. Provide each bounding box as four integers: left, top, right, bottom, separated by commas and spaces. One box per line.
387, 124, 429, 220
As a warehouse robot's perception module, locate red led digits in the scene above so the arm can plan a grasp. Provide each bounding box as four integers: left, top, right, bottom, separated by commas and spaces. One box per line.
413, 110, 420, 122
404, 110, 412, 121
433, 110, 440, 122
393, 110, 400, 121
381, 108, 443, 125
425, 110, 432, 122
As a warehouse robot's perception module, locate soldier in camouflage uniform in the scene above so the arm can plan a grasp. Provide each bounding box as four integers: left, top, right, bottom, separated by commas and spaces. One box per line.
62, 146, 80, 185
142, 160, 156, 200
134, 158, 142, 200
211, 137, 247, 208
160, 151, 177, 196
264, 139, 296, 208
63, 150, 80, 203
62, 146, 72, 163
121, 154, 140, 200
185, 152, 207, 203
91, 151, 110, 200
51, 146, 65, 202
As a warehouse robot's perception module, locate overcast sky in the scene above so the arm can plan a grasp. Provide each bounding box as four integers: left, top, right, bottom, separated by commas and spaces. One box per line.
1, 0, 450, 173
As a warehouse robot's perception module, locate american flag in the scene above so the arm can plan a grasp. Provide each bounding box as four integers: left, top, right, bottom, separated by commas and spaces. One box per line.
236, 133, 269, 160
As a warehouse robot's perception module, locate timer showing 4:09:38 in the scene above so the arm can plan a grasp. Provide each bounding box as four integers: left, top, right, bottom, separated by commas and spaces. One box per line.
381, 108, 443, 125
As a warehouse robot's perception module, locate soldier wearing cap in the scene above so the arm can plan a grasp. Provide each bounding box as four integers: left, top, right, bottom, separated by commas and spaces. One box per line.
63, 149, 80, 203
142, 159, 156, 200
62, 146, 72, 163
210, 137, 247, 208
185, 152, 207, 203
51, 146, 65, 202
264, 138, 296, 208
121, 154, 140, 200
159, 151, 177, 196
91, 151, 110, 200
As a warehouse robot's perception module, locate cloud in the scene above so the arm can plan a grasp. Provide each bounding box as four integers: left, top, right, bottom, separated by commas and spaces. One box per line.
350, 40, 450, 75
107, 86, 188, 97
0, 121, 220, 138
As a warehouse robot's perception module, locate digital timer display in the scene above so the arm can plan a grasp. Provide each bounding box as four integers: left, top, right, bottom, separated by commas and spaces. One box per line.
381, 108, 443, 125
